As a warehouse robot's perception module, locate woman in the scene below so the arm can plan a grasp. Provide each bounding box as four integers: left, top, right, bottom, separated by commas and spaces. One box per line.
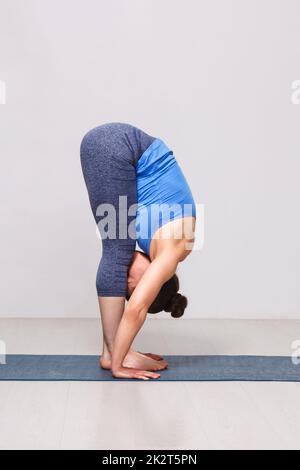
80, 123, 196, 380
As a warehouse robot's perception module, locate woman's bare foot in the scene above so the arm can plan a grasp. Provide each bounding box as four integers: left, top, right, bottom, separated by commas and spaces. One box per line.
100, 350, 168, 371
100, 354, 113, 370
124, 351, 168, 371
139, 352, 163, 361
112, 366, 160, 381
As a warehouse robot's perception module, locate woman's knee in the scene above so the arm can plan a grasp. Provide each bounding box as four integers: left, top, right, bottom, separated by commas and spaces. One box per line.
96, 244, 135, 297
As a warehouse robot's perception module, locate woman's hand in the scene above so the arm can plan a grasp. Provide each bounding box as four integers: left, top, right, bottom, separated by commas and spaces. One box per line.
112, 366, 161, 381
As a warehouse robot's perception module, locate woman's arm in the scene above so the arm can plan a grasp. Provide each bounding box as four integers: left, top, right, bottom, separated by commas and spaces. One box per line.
111, 249, 179, 380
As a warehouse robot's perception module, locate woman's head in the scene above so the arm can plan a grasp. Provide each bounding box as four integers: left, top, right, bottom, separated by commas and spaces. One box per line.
127, 251, 188, 318
127, 250, 151, 295
147, 273, 187, 318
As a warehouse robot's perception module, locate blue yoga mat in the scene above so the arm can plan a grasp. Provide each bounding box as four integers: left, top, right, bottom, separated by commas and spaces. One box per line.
0, 355, 299, 382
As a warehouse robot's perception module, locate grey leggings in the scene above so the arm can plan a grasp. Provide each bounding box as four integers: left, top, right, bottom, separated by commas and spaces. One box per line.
80, 123, 155, 296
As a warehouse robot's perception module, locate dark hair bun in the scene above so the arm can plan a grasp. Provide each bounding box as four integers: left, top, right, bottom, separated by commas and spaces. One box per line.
165, 293, 188, 318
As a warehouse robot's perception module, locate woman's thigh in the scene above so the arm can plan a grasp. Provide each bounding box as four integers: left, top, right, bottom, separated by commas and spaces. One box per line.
80, 125, 137, 296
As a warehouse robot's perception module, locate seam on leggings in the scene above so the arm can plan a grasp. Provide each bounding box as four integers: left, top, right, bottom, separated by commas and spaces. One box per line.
97, 292, 127, 297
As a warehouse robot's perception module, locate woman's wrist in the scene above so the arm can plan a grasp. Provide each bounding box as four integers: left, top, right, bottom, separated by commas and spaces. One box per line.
111, 365, 126, 378
111, 363, 121, 371
111, 360, 122, 374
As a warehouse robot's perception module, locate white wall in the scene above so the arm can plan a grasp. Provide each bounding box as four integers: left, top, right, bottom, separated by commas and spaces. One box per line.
0, 0, 299, 318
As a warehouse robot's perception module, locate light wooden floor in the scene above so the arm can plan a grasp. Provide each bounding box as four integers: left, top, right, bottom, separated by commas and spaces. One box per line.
0, 319, 300, 450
